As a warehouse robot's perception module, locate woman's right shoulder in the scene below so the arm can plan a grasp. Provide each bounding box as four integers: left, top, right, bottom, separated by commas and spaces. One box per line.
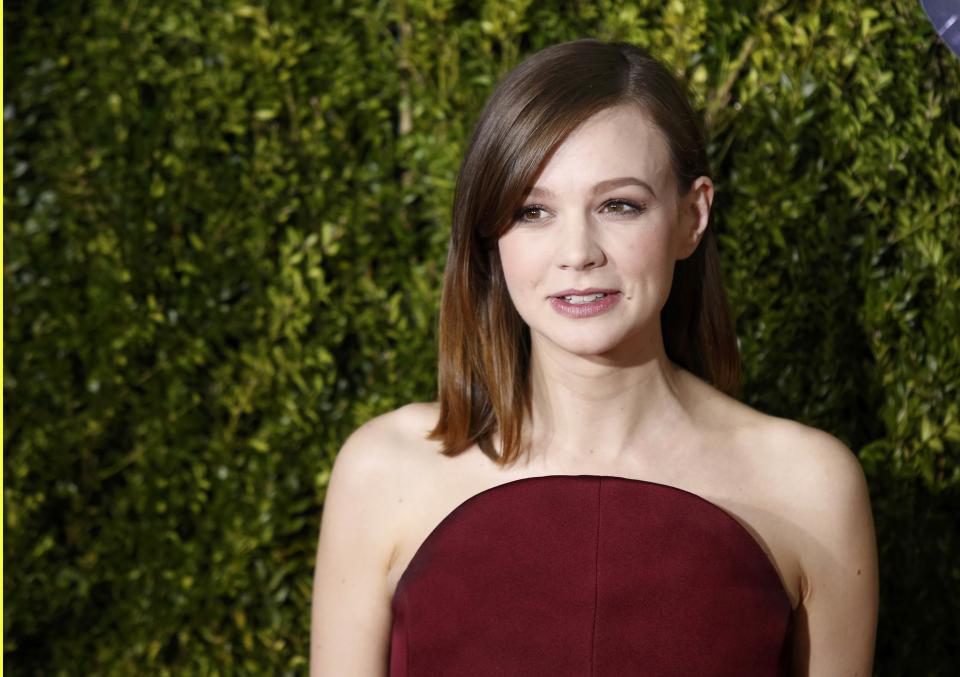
330, 402, 442, 493
312, 403, 441, 672
340, 401, 441, 454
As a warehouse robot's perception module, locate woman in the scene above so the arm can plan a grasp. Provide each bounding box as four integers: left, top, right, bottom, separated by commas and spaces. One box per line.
310, 39, 878, 676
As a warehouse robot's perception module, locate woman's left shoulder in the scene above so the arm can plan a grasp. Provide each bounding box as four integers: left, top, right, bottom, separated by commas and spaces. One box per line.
748, 414, 879, 661
682, 367, 874, 566
749, 414, 878, 615
756, 415, 871, 509
684, 369, 870, 494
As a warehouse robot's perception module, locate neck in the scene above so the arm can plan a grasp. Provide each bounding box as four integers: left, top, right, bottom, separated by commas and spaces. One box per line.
520, 330, 690, 469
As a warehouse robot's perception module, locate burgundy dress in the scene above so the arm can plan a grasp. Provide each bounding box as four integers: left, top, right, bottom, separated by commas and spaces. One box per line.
389, 474, 793, 676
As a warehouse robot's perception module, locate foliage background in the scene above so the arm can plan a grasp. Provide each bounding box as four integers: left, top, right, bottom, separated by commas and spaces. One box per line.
4, 0, 959, 674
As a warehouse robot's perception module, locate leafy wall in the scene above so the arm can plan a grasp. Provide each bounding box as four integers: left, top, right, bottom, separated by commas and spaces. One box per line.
5, 0, 959, 673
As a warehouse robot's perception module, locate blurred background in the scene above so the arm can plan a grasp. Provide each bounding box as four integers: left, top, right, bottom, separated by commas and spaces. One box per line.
4, 0, 959, 674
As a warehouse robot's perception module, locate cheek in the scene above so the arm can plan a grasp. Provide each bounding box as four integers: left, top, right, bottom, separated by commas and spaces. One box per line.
618, 227, 675, 277
497, 234, 537, 292
613, 228, 679, 311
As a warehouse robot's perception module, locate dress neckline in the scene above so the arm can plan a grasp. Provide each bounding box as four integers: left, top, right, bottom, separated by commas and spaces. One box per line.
391, 473, 794, 611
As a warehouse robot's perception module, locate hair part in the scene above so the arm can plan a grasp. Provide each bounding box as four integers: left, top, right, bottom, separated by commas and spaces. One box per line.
429, 39, 740, 466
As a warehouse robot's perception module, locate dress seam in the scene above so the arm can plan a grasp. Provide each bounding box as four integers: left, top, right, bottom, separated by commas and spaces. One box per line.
590, 477, 602, 677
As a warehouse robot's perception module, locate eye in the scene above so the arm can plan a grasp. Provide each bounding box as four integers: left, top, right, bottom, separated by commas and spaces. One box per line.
514, 204, 550, 222
601, 199, 646, 216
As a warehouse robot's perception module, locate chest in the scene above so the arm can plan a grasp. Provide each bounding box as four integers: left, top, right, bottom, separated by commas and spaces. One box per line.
386, 470, 803, 611
386, 474, 797, 676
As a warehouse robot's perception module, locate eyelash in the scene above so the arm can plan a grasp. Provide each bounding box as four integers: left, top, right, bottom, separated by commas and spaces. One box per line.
513, 199, 647, 223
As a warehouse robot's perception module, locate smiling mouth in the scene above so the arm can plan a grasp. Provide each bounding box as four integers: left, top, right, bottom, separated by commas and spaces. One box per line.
562, 292, 609, 304
549, 291, 621, 317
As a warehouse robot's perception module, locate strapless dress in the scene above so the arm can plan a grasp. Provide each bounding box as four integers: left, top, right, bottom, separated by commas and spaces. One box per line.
388, 474, 793, 676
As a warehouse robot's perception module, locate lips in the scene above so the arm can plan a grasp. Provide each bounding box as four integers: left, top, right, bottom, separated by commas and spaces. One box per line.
549, 290, 622, 318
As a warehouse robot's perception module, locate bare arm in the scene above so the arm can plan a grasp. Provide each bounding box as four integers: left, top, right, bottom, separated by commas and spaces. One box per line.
789, 432, 880, 676
310, 420, 398, 676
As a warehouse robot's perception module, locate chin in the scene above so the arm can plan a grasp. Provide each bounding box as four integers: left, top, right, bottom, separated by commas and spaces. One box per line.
536, 329, 629, 358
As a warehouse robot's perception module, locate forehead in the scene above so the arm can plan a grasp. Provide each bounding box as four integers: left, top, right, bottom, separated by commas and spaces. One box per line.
533, 104, 672, 193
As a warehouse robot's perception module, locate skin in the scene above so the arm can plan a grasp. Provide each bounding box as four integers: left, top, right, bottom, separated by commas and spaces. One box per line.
310, 104, 879, 676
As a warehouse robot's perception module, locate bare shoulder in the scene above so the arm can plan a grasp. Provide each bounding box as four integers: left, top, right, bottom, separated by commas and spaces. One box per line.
322, 401, 445, 598
774, 417, 877, 574
327, 402, 442, 524
681, 368, 870, 508
310, 402, 441, 675
725, 405, 879, 671
334, 402, 439, 473
684, 369, 875, 576
726, 400, 873, 539
756, 416, 879, 672
757, 414, 872, 527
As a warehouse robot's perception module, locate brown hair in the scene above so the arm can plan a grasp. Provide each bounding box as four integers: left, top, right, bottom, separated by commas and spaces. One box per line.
429, 38, 740, 466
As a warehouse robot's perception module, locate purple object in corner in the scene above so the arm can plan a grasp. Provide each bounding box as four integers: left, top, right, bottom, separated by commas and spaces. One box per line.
922, 0, 960, 58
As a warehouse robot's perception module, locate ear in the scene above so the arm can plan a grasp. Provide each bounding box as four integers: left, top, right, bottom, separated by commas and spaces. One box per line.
675, 176, 713, 260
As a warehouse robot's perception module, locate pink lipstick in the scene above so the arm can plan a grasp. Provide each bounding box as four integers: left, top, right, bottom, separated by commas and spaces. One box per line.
549, 290, 621, 318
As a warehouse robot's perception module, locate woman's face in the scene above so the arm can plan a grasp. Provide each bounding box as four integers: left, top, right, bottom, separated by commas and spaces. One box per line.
497, 104, 712, 360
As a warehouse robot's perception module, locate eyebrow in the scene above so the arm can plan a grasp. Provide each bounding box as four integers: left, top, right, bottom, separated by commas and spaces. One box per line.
525, 177, 657, 200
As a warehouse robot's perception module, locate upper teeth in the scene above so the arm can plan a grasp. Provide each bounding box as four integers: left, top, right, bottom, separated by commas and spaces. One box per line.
564, 293, 606, 304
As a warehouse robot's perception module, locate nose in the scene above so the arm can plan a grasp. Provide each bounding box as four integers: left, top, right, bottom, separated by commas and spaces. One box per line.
555, 214, 606, 271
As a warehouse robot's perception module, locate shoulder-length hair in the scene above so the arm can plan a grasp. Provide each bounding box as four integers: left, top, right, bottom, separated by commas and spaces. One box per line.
429, 38, 740, 467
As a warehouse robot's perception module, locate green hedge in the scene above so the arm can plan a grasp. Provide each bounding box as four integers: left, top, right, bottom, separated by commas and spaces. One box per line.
5, 0, 959, 673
